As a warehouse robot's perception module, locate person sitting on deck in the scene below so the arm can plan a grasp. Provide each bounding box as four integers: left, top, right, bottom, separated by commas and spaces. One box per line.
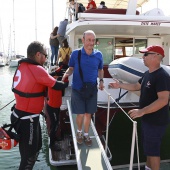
69, 0, 85, 21
69, 0, 78, 22
86, 0, 97, 10
98, 1, 107, 9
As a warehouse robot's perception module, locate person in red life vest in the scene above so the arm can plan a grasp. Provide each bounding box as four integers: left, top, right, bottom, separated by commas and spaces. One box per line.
86, 0, 97, 10
46, 65, 69, 151
10, 41, 68, 170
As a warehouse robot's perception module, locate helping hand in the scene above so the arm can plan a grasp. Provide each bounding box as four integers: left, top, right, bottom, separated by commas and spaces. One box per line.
98, 82, 104, 90
109, 79, 120, 89
62, 74, 69, 82
128, 109, 144, 119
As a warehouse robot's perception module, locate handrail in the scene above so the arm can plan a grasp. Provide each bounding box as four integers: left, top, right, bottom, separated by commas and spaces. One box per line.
90, 117, 113, 170
102, 88, 140, 170
67, 100, 83, 170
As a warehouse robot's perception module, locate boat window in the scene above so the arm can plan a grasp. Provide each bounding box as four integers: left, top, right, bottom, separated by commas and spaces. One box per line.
78, 38, 113, 65
114, 38, 147, 59
77, 38, 147, 63
134, 39, 147, 57
115, 38, 133, 59
94, 38, 113, 65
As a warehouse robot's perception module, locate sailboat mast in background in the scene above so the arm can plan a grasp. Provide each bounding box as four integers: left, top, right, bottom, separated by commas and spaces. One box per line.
35, 0, 37, 40
13, 0, 16, 58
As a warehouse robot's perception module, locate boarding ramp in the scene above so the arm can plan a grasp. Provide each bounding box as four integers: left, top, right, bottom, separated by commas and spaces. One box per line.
67, 100, 113, 170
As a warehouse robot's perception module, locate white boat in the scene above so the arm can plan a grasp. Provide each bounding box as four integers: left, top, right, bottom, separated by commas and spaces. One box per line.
0, 57, 5, 67
0, 52, 8, 67
47, 0, 170, 169
9, 55, 25, 67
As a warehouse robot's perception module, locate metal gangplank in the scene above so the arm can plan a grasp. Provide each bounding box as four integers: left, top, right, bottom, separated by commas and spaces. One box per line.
67, 100, 113, 170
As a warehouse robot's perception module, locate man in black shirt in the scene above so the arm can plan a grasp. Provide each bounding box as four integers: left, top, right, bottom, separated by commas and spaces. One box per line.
109, 45, 170, 170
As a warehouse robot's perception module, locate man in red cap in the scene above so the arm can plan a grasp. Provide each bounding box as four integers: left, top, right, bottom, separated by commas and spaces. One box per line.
109, 45, 170, 170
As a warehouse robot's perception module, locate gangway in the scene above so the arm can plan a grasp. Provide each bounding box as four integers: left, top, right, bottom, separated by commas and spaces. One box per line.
67, 100, 113, 170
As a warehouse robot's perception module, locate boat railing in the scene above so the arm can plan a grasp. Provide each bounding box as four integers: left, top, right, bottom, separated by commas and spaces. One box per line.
67, 100, 83, 170
102, 88, 140, 170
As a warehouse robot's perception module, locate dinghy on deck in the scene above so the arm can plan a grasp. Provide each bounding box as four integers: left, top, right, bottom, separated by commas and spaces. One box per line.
108, 57, 170, 84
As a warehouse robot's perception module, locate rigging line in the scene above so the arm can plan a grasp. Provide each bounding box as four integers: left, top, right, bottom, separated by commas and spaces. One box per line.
0, 99, 15, 111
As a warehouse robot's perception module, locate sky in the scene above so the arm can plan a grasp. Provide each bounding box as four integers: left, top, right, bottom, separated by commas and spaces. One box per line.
0, 0, 170, 57
0, 0, 67, 56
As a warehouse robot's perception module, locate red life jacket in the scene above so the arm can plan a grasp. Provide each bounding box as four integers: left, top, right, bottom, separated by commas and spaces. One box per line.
12, 59, 56, 113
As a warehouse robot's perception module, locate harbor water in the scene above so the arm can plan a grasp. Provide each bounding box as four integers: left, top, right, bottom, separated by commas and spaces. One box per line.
0, 66, 77, 170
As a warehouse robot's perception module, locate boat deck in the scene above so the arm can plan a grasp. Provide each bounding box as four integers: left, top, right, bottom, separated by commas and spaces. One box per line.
67, 100, 113, 170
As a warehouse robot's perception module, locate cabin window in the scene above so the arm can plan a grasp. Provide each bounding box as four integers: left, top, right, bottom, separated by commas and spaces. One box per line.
94, 38, 113, 65
114, 38, 147, 59
78, 38, 113, 65
134, 39, 147, 57
77, 38, 147, 62
114, 38, 133, 59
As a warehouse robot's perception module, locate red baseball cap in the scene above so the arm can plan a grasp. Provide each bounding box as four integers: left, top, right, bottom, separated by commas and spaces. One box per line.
139, 45, 165, 57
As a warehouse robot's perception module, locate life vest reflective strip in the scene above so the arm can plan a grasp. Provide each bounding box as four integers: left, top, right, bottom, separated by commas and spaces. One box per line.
12, 58, 46, 98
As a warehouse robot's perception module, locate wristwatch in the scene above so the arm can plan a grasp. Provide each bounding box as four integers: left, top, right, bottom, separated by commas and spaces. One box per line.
99, 79, 104, 83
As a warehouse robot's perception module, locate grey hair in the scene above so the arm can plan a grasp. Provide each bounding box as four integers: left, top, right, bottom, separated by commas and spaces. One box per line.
83, 30, 96, 39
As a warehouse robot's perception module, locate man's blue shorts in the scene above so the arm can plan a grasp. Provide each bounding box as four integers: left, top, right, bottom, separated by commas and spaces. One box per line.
71, 88, 97, 114
141, 120, 167, 156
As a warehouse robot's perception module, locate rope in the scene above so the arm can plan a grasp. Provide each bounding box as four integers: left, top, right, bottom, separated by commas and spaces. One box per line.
0, 99, 15, 111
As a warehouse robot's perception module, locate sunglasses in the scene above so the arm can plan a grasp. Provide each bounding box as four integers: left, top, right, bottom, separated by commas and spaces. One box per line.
143, 52, 156, 56
40, 52, 48, 58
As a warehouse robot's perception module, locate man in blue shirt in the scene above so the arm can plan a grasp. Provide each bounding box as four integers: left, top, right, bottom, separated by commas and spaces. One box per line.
62, 30, 104, 146
57, 19, 68, 47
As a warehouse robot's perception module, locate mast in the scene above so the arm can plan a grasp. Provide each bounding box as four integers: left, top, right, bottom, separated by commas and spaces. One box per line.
13, 0, 16, 57
0, 18, 5, 54
52, 0, 54, 29
8, 24, 12, 58
35, 0, 37, 40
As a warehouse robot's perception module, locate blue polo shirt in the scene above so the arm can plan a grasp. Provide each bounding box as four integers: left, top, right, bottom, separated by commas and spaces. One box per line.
69, 47, 103, 90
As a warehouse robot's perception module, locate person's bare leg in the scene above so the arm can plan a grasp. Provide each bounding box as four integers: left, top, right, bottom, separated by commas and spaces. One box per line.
84, 113, 91, 133
146, 157, 151, 170
76, 114, 84, 131
146, 156, 160, 170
